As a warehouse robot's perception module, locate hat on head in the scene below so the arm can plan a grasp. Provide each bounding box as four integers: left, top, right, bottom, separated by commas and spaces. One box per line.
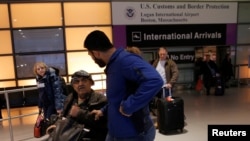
71, 70, 94, 85
84, 30, 113, 51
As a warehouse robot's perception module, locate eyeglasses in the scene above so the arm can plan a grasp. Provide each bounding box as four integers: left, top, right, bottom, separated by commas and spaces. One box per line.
37, 67, 45, 71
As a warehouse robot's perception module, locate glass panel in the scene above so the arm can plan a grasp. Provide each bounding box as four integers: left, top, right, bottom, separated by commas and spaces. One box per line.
11, 3, 62, 27
64, 2, 111, 25
141, 52, 155, 63
18, 79, 36, 87
0, 56, 15, 79
67, 52, 104, 74
236, 45, 250, 64
15, 53, 66, 78
92, 80, 106, 91
237, 24, 250, 44
0, 4, 10, 28
177, 69, 194, 83
238, 3, 250, 23
0, 81, 16, 88
236, 65, 250, 79
91, 73, 106, 81
13, 28, 64, 53
65, 26, 112, 50
0, 30, 12, 54
91, 74, 106, 91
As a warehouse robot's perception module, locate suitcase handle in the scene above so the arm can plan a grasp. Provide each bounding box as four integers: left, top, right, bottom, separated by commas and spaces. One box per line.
162, 86, 172, 98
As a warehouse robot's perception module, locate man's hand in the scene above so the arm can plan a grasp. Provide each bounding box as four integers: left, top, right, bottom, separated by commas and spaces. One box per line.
90, 110, 103, 120
69, 105, 80, 117
165, 83, 172, 88
57, 110, 62, 117
166, 96, 174, 102
119, 106, 131, 117
38, 108, 42, 115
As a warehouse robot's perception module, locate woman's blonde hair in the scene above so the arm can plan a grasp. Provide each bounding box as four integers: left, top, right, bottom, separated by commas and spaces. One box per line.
126, 46, 142, 56
33, 62, 48, 75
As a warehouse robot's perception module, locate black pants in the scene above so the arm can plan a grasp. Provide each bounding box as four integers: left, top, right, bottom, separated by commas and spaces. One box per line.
203, 76, 215, 95
0, 108, 2, 119
0, 98, 3, 119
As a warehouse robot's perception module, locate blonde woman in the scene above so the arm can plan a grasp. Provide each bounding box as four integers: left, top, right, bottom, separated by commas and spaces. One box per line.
126, 46, 142, 56
33, 62, 65, 120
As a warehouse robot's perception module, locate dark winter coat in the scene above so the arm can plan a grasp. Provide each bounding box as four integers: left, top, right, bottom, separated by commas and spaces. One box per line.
63, 90, 107, 141
36, 67, 66, 119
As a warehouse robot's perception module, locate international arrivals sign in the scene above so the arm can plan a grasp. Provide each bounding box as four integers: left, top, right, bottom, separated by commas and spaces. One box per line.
126, 24, 227, 47
112, 2, 237, 25
112, 2, 237, 47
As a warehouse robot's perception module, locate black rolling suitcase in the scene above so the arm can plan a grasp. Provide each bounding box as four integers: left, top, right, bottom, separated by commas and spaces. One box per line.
157, 87, 185, 134
214, 76, 225, 96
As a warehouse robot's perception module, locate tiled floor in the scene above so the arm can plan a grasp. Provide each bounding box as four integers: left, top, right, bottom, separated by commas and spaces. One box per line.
1, 86, 250, 141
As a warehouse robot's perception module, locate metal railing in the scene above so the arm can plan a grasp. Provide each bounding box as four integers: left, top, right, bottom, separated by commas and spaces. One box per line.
0, 86, 38, 141
0, 65, 249, 141
0, 80, 106, 141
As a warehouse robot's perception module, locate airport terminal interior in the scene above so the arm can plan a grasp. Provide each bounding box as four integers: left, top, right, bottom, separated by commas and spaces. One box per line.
1, 85, 250, 141
0, 0, 250, 141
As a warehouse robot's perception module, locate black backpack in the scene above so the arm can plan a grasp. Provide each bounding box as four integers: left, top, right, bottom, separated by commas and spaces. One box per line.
59, 76, 69, 96
50, 67, 69, 96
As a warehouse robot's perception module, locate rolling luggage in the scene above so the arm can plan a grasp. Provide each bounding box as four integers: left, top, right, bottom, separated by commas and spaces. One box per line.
157, 87, 185, 134
214, 76, 225, 96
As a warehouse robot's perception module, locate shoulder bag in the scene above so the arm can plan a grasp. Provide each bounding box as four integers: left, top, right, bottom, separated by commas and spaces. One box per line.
45, 117, 86, 141
34, 113, 46, 138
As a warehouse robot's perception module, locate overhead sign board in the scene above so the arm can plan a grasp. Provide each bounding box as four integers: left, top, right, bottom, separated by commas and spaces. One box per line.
112, 2, 237, 25
126, 24, 227, 47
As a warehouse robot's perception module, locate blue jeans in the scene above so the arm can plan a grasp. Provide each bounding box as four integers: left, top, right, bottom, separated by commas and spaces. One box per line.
105, 126, 156, 141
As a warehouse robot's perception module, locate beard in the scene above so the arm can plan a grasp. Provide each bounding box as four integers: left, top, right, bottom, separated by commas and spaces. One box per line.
94, 57, 106, 68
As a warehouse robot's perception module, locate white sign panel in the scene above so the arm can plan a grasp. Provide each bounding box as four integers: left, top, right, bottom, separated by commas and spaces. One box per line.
112, 2, 237, 25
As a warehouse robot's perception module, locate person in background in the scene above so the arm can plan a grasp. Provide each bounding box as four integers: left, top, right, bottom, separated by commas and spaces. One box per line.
84, 30, 163, 141
61, 70, 108, 141
151, 47, 179, 101
0, 88, 6, 121
200, 54, 219, 95
33, 62, 66, 120
194, 57, 203, 83
0, 97, 2, 120
126, 46, 142, 56
220, 53, 234, 88
126, 46, 158, 116
194, 57, 204, 91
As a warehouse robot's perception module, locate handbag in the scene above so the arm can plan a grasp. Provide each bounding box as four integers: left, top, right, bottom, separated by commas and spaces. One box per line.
206, 63, 216, 77
34, 114, 46, 138
195, 77, 203, 91
46, 117, 85, 141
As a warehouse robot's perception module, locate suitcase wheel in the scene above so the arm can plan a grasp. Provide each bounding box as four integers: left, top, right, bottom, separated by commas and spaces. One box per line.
178, 128, 183, 133
159, 129, 183, 134
159, 130, 168, 134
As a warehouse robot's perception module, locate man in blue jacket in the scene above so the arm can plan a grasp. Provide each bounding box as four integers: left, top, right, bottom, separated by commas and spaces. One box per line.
84, 30, 163, 141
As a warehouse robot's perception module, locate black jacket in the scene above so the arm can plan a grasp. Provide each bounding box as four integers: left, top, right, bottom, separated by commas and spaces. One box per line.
62, 90, 107, 141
